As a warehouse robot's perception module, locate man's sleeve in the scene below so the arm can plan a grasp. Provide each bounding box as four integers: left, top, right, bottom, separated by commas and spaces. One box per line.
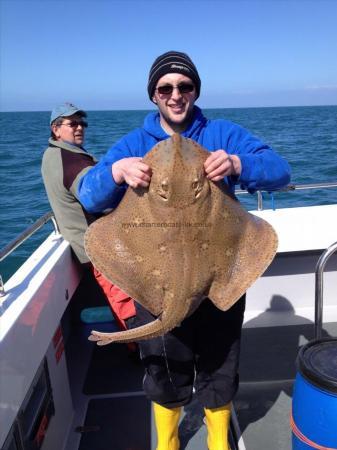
77, 137, 136, 213
226, 123, 291, 192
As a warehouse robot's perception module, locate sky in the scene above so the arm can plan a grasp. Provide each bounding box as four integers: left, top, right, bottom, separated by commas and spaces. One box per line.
1, 0, 337, 111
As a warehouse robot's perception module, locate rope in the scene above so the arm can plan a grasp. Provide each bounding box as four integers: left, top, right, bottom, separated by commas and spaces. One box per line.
290, 411, 337, 450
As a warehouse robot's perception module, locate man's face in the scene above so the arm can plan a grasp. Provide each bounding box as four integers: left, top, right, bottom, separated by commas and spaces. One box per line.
152, 73, 197, 134
52, 113, 86, 146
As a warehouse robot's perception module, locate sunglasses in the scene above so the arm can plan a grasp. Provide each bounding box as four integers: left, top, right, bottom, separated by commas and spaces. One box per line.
156, 83, 195, 96
60, 120, 88, 129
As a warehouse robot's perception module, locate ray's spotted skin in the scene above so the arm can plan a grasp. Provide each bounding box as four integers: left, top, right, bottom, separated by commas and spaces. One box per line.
84, 134, 278, 345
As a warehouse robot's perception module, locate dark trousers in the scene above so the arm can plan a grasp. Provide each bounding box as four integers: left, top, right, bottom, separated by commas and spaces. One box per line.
126, 295, 246, 409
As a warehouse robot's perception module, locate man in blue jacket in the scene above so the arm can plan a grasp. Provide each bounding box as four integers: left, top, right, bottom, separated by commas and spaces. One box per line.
78, 51, 291, 450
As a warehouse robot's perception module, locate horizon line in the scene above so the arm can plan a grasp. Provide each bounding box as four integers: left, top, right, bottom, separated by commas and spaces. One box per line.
1, 104, 336, 114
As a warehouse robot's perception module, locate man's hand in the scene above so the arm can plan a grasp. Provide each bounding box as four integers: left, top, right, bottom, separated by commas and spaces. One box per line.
112, 157, 152, 188
204, 150, 242, 181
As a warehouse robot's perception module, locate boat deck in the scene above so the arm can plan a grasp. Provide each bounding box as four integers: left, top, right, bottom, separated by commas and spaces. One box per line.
63, 296, 337, 450
64, 320, 235, 450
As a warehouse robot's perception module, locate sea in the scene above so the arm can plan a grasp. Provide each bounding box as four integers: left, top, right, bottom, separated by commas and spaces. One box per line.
0, 105, 336, 282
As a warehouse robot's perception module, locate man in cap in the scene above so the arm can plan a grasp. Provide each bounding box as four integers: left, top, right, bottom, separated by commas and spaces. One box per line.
77, 52, 291, 450
41, 102, 136, 332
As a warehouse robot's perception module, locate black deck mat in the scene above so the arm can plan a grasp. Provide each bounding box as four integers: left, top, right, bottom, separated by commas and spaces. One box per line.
83, 343, 144, 395
78, 397, 152, 450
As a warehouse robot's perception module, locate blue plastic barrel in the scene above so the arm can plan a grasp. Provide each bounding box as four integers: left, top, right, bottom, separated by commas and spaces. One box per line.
292, 338, 337, 449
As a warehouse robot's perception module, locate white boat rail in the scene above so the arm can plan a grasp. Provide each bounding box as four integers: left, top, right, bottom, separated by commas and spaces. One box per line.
315, 241, 337, 339
236, 180, 337, 210
0, 211, 59, 297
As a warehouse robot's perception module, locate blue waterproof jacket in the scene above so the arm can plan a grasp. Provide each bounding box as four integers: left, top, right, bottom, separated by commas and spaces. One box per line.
78, 107, 291, 213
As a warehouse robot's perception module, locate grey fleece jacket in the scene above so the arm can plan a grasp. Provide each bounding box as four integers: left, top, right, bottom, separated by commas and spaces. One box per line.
41, 138, 98, 263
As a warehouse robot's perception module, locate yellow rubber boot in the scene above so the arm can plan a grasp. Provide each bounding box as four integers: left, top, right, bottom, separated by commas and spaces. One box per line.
204, 403, 231, 450
153, 402, 181, 450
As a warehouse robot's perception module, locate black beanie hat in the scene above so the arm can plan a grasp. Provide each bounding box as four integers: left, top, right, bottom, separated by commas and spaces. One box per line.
148, 51, 201, 101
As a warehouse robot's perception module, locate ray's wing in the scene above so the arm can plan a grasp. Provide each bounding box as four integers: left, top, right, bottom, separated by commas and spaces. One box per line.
208, 185, 278, 311
84, 189, 181, 316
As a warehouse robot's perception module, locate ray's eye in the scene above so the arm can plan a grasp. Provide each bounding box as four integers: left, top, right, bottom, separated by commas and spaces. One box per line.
161, 180, 169, 191
158, 179, 169, 201
192, 179, 199, 189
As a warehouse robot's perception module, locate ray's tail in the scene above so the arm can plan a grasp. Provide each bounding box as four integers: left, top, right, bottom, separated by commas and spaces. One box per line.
88, 290, 189, 345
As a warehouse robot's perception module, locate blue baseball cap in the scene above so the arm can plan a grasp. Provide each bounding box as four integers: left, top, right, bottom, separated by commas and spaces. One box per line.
50, 102, 87, 125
